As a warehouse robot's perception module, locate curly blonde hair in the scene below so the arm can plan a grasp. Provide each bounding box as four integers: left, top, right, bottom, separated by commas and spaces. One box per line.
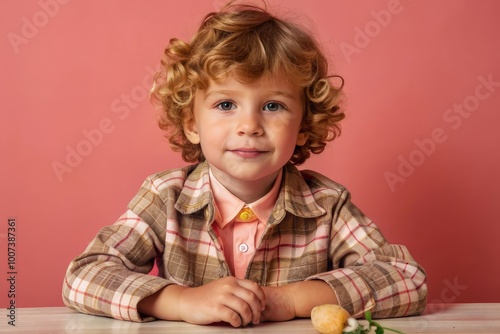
151, 2, 345, 165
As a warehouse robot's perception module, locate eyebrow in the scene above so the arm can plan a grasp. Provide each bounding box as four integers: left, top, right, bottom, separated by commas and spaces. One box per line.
204, 90, 235, 101
204, 89, 299, 101
268, 90, 299, 100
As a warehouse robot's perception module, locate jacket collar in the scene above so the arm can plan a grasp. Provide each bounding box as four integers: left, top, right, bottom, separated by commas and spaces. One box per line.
174, 161, 326, 225
174, 161, 213, 216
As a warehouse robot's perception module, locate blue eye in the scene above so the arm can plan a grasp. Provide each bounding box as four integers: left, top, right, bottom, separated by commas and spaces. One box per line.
216, 101, 235, 111
264, 102, 284, 112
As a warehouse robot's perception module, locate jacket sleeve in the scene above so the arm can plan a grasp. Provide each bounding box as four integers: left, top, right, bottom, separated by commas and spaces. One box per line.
308, 189, 427, 319
62, 177, 172, 322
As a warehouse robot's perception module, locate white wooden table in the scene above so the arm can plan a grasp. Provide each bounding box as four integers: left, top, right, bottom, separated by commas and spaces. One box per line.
4, 303, 500, 333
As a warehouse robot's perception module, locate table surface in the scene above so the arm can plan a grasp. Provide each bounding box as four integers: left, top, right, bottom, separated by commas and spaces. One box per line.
4, 303, 500, 334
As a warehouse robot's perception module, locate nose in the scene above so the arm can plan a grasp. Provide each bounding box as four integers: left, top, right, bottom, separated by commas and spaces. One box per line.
236, 109, 264, 136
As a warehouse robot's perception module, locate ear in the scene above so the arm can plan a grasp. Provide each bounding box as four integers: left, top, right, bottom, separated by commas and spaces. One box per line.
296, 131, 309, 146
183, 116, 200, 144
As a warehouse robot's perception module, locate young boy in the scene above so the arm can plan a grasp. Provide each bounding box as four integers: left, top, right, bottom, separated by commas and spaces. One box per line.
62, 2, 427, 327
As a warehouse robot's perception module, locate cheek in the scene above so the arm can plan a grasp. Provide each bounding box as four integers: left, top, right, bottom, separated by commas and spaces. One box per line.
267, 116, 302, 141
267, 116, 291, 134
197, 119, 226, 138
198, 125, 228, 150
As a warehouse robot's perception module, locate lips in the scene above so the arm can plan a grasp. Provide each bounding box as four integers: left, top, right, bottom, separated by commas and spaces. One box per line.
229, 148, 268, 158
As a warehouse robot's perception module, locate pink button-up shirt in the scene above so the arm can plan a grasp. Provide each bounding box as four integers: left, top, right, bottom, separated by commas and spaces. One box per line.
209, 169, 282, 278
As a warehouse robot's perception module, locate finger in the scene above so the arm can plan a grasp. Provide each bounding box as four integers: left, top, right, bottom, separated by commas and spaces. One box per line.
233, 281, 265, 324
219, 294, 254, 327
237, 279, 266, 310
230, 290, 260, 325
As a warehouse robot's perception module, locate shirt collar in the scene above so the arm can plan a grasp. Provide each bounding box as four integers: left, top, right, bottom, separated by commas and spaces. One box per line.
209, 168, 283, 229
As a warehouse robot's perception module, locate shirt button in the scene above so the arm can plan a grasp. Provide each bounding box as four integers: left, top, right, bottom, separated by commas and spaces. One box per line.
239, 208, 254, 221
238, 243, 249, 253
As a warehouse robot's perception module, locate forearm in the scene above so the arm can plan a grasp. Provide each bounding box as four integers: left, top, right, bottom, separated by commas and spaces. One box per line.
317, 245, 428, 318
63, 260, 170, 321
262, 280, 338, 321
137, 285, 188, 320
287, 280, 338, 317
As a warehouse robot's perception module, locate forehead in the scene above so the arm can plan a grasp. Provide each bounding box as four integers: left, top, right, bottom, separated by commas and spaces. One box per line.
200, 70, 303, 98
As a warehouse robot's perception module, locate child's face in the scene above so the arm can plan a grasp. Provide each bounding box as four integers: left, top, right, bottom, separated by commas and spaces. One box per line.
184, 72, 308, 193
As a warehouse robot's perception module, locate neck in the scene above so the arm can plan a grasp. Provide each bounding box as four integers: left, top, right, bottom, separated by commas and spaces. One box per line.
210, 169, 280, 203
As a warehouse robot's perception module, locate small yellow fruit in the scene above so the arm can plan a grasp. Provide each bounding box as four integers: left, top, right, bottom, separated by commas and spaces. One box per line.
311, 304, 350, 334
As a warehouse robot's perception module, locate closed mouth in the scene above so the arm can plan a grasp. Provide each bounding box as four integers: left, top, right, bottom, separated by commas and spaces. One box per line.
229, 148, 268, 158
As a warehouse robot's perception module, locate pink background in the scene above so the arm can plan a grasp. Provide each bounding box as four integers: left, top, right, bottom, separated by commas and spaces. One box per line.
1, 0, 499, 308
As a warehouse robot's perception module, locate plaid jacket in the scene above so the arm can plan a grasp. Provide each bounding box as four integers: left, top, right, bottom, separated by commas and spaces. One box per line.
62, 162, 427, 322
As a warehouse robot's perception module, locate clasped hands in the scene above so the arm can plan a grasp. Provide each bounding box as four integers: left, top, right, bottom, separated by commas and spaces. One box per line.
138, 276, 337, 328
176, 276, 294, 327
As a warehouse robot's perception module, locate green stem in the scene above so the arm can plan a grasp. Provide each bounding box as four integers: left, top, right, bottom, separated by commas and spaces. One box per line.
382, 327, 405, 334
